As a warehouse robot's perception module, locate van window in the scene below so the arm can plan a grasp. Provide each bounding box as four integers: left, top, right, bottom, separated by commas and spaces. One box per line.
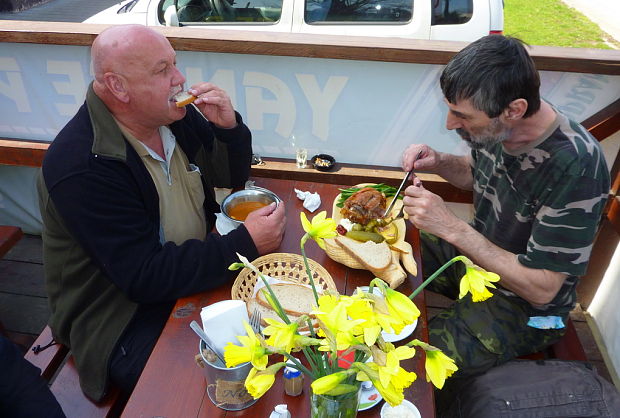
305, 0, 413, 24
431, 0, 472, 25
159, 0, 282, 24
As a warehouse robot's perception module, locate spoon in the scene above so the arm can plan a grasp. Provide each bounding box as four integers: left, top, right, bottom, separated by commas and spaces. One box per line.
190, 320, 225, 366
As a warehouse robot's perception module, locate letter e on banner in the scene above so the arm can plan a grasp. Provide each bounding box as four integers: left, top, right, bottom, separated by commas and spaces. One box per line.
0, 57, 31, 113
47, 60, 87, 116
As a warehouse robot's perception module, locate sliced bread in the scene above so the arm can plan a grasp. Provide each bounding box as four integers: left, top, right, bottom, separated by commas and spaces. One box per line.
372, 250, 406, 289
246, 297, 316, 333
334, 236, 392, 271
256, 283, 317, 317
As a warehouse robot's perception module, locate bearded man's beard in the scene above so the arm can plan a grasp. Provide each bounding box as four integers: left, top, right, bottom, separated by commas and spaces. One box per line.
457, 118, 512, 150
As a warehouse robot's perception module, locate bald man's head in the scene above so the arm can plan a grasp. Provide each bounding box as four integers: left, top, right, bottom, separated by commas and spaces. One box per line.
91, 25, 170, 82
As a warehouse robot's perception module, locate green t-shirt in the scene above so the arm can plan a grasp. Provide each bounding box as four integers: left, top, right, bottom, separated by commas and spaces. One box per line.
471, 112, 610, 314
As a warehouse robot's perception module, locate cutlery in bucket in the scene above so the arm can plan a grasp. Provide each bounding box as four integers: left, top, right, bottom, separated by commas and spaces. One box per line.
190, 320, 225, 366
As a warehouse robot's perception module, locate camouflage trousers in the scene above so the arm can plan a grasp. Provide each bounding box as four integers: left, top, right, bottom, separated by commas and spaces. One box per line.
421, 231, 567, 380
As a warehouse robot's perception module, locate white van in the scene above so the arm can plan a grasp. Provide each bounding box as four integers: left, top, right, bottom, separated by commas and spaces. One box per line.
85, 0, 503, 42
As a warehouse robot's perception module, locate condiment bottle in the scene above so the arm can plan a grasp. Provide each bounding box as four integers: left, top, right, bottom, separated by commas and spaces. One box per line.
283, 362, 303, 396
269, 404, 291, 418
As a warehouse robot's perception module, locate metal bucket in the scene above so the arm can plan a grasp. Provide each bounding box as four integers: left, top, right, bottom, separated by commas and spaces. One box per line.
198, 340, 257, 410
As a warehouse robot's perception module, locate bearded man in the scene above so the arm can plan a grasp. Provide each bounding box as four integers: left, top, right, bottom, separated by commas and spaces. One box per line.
400, 35, 610, 407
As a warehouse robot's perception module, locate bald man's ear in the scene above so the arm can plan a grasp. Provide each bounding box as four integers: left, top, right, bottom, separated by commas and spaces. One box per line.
502, 99, 528, 122
103, 72, 130, 103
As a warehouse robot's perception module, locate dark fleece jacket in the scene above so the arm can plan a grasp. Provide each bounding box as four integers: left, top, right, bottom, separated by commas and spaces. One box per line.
38, 84, 258, 401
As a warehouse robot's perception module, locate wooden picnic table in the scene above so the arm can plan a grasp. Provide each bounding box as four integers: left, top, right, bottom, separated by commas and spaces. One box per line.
121, 177, 434, 417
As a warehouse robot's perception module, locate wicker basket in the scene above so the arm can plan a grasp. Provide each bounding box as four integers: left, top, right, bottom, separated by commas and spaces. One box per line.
231, 253, 337, 302
326, 185, 406, 268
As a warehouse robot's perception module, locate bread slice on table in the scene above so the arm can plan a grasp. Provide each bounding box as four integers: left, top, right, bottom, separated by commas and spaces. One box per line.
246, 298, 316, 333
256, 283, 316, 317
334, 236, 392, 271
391, 241, 417, 276
372, 250, 406, 289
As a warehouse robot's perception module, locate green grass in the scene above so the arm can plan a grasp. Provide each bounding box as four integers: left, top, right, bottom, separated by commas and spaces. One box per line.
504, 0, 616, 49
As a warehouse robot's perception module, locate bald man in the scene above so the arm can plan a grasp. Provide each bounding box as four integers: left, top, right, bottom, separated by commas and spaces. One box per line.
38, 25, 285, 401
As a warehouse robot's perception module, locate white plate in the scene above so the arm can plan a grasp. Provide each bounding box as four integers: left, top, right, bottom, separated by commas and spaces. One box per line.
380, 399, 421, 418
358, 382, 382, 411
355, 286, 418, 342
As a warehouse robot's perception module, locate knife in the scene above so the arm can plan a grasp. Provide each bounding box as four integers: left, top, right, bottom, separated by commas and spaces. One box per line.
190, 320, 226, 366
383, 150, 423, 218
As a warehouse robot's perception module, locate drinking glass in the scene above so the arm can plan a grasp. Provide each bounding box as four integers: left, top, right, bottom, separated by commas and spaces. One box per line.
296, 148, 308, 169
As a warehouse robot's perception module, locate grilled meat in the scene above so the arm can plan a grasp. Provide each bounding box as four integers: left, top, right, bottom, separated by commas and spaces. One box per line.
340, 187, 386, 225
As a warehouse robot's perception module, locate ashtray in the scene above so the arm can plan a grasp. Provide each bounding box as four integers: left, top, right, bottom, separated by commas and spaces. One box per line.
311, 154, 335, 172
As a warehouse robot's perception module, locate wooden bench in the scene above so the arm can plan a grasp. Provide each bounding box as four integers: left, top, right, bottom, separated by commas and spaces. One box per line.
0, 226, 24, 336
25, 326, 126, 417
0, 225, 23, 259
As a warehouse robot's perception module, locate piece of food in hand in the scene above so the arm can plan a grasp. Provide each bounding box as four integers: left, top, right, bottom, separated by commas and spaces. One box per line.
340, 187, 386, 225
173, 91, 197, 107
256, 283, 316, 317
335, 236, 391, 271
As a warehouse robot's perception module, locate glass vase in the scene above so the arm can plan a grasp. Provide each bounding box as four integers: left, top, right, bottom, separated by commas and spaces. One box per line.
310, 385, 361, 418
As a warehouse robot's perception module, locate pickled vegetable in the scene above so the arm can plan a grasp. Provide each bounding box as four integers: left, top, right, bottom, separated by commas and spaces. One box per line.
376, 223, 398, 244
345, 230, 385, 243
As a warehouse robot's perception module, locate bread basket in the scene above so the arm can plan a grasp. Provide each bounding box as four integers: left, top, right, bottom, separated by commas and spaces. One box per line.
231, 253, 337, 301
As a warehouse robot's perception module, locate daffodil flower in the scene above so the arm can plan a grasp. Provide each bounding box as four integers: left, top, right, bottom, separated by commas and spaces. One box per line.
245, 362, 286, 399
374, 281, 420, 333
459, 259, 500, 302
354, 361, 414, 407
300, 211, 337, 250
224, 321, 269, 370
409, 339, 458, 389
311, 370, 356, 394
263, 318, 299, 353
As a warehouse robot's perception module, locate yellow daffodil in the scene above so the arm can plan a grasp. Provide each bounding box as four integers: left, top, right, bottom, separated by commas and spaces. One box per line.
409, 339, 458, 389
312, 295, 363, 338
245, 362, 286, 399
458, 259, 500, 302
376, 345, 416, 389
263, 318, 299, 353
354, 362, 414, 407
379, 283, 420, 333
300, 211, 337, 249
311, 370, 356, 394
224, 321, 268, 370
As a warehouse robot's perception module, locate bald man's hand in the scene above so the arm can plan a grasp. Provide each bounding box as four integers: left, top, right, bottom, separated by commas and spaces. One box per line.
189, 83, 237, 129
244, 202, 286, 255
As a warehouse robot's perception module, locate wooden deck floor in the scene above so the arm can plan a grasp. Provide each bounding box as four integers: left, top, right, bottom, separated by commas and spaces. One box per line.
0, 234, 613, 384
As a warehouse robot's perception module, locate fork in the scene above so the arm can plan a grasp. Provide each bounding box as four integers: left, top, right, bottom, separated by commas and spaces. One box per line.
249, 308, 262, 336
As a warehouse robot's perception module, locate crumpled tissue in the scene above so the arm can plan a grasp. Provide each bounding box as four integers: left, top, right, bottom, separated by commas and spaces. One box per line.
294, 188, 321, 212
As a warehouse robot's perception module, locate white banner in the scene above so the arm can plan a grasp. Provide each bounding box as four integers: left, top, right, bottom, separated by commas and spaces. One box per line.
1, 42, 619, 232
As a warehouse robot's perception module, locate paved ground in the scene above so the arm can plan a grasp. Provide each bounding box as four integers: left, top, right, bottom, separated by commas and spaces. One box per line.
0, 0, 121, 22
561, 0, 620, 45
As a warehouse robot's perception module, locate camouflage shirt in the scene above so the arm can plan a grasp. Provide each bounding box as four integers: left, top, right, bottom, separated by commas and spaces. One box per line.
470, 111, 610, 314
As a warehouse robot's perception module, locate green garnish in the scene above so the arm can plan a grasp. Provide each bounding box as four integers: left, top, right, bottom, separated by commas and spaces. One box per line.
336, 183, 402, 208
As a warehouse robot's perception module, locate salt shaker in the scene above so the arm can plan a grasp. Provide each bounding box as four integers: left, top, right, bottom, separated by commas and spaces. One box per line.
283, 361, 303, 396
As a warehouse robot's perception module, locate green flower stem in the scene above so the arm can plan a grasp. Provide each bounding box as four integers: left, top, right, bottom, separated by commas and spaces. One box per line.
300, 236, 321, 304
258, 274, 291, 324
408, 256, 465, 300
282, 351, 316, 379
